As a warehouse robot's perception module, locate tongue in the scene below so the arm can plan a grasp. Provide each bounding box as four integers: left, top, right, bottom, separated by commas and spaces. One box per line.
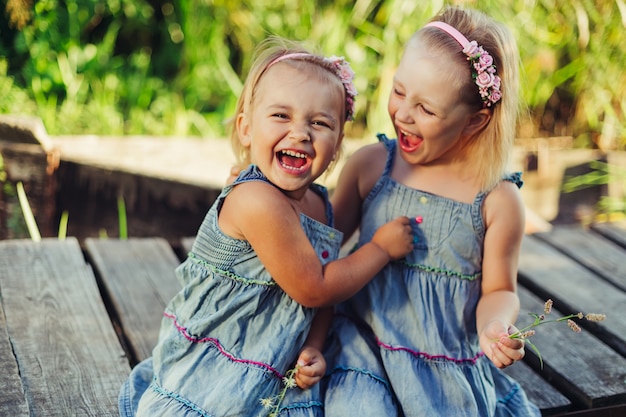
401, 134, 422, 152
282, 154, 306, 168
405, 135, 421, 147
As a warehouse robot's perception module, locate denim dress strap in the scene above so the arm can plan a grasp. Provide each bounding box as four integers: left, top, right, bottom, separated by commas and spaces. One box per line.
231, 164, 272, 187
360, 133, 397, 206
471, 171, 525, 244
310, 182, 335, 228
376, 133, 396, 179
505, 171, 524, 189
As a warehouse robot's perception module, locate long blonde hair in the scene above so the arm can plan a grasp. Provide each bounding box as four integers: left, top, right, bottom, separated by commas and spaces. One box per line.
418, 7, 521, 192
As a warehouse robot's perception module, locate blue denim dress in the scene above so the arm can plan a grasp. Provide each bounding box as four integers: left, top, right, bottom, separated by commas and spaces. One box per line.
119, 165, 343, 417
323, 135, 540, 417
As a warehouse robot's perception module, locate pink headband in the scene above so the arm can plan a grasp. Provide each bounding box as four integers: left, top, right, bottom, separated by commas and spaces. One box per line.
267, 53, 358, 121
269, 53, 312, 66
425, 21, 502, 107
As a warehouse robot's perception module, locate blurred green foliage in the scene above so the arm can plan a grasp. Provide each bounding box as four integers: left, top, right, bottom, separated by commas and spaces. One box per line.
562, 159, 626, 219
1, 0, 624, 150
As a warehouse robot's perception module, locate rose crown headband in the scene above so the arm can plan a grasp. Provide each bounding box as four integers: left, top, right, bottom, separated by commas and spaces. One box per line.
268, 53, 358, 121
425, 21, 502, 107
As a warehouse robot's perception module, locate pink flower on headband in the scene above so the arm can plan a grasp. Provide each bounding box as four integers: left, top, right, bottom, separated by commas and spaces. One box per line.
462, 40, 501, 107
464, 41, 480, 58
476, 72, 495, 89
324, 55, 358, 121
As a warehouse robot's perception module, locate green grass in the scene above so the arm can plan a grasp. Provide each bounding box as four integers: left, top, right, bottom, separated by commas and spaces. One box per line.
0, 0, 624, 149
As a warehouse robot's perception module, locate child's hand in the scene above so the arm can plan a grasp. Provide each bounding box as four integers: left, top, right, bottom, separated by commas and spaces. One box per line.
371, 216, 414, 260
294, 346, 326, 389
479, 320, 525, 369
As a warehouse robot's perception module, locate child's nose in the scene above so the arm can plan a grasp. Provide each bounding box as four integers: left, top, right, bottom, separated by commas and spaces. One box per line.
396, 102, 414, 124
289, 124, 311, 141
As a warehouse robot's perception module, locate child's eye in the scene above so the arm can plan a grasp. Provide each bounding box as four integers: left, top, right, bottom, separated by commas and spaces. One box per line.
420, 105, 435, 116
393, 88, 405, 97
272, 113, 289, 119
312, 120, 331, 128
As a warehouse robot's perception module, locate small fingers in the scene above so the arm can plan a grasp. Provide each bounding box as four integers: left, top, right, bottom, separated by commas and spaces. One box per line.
490, 338, 525, 368
295, 365, 322, 389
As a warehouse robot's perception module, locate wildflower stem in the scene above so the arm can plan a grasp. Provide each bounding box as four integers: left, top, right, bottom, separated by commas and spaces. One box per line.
509, 313, 582, 338
505, 299, 605, 370
262, 365, 300, 417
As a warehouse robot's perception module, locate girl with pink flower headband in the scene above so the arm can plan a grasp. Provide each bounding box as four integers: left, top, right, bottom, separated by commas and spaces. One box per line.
323, 6, 540, 416
117, 36, 414, 417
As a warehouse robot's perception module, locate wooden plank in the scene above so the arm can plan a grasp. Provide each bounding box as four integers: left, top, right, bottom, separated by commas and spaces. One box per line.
0, 238, 130, 416
518, 234, 626, 357
591, 221, 626, 249
515, 273, 626, 409
56, 162, 219, 245
0, 142, 59, 239
552, 404, 626, 416
503, 357, 571, 415
84, 238, 181, 364
534, 225, 626, 292
0, 297, 30, 416
0, 115, 59, 239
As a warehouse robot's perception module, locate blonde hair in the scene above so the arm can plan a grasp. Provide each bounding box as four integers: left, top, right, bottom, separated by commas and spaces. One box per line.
417, 7, 521, 192
229, 37, 349, 170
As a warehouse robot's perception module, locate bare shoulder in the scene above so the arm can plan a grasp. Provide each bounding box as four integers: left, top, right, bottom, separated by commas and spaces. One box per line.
228, 180, 289, 210
346, 141, 387, 167
483, 179, 525, 234
219, 181, 297, 239
342, 141, 388, 196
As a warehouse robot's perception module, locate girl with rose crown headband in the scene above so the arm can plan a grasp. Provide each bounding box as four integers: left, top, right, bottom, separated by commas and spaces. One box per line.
118, 36, 414, 417
323, 7, 540, 416
230, 37, 358, 175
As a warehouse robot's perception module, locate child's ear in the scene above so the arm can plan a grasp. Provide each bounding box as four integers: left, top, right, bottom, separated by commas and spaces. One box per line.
236, 112, 252, 147
464, 108, 492, 138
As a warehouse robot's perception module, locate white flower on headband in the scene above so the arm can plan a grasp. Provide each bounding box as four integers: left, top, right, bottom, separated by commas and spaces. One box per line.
462, 41, 502, 107
324, 55, 358, 121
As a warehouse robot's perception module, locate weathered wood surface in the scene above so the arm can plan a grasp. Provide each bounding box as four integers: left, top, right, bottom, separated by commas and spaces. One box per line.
0, 238, 130, 416
503, 353, 571, 414
84, 237, 181, 364
0, 115, 60, 239
591, 221, 626, 247
516, 286, 626, 410
533, 224, 626, 292
518, 233, 626, 358
1, 223, 625, 416
0, 296, 29, 415
516, 223, 626, 415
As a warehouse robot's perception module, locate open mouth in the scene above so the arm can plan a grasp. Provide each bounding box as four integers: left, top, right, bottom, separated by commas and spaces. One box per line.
398, 130, 423, 153
277, 149, 311, 172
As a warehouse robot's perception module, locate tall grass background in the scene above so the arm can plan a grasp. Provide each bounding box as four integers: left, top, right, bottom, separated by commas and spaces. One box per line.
1, 0, 624, 151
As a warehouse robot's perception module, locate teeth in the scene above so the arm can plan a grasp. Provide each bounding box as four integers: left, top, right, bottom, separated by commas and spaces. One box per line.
281, 150, 307, 159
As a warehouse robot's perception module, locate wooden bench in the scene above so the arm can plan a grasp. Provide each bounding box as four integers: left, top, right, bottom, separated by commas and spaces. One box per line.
0, 238, 130, 416
1, 223, 625, 416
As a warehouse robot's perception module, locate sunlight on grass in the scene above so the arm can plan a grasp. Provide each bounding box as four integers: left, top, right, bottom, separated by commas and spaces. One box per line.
117, 196, 127, 239
16, 181, 41, 241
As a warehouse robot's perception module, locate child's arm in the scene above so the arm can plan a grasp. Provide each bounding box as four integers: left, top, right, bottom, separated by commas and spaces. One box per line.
293, 307, 333, 389
219, 180, 413, 308
331, 143, 388, 239
477, 180, 526, 368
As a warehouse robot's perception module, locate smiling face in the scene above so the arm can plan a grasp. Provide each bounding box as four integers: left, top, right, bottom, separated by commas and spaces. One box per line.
236, 62, 345, 199
388, 36, 489, 167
